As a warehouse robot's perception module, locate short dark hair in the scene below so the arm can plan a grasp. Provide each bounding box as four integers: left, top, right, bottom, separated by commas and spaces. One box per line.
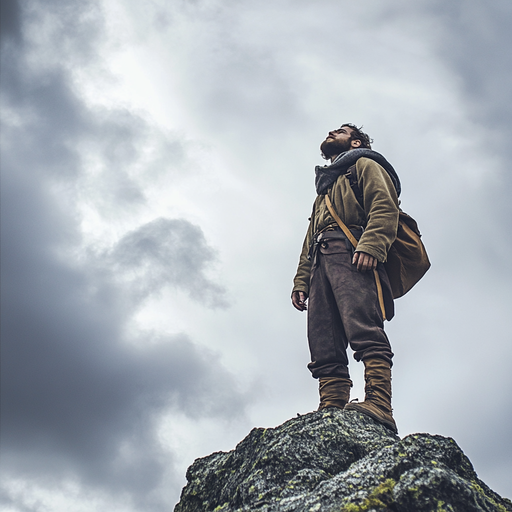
341, 123, 373, 149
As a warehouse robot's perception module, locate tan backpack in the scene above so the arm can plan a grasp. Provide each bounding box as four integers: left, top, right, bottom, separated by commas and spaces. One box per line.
385, 211, 430, 298
338, 164, 430, 299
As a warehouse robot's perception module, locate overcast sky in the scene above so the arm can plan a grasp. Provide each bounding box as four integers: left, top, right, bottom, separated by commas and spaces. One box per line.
1, 0, 511, 510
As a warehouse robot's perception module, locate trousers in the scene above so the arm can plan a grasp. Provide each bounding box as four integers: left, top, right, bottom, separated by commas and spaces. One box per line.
307, 237, 394, 379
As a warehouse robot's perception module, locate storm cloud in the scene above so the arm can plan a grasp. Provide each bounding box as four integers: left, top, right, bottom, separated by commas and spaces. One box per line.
108, 217, 227, 306
1, 0, 243, 509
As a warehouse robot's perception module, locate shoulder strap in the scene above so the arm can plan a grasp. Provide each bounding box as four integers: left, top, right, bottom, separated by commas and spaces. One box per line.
345, 164, 364, 208
324, 194, 359, 248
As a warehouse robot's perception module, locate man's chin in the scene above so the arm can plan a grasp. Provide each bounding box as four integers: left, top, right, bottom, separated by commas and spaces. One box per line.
321, 139, 351, 159
320, 140, 337, 159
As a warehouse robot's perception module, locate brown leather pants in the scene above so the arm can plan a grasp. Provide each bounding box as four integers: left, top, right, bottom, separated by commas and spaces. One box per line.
307, 238, 394, 379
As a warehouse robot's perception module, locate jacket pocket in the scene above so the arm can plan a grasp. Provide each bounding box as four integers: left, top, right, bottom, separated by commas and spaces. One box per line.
318, 239, 349, 255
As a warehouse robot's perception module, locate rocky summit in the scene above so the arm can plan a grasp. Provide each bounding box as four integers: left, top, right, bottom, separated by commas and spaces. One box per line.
174, 409, 512, 512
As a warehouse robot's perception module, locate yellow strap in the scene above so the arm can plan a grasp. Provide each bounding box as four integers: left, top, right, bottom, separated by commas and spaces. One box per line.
372, 268, 386, 321
324, 194, 387, 321
324, 195, 359, 247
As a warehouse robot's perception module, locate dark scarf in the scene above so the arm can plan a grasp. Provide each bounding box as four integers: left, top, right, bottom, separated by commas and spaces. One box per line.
315, 148, 401, 197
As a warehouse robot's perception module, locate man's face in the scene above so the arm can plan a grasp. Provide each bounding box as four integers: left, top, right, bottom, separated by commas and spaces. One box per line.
320, 126, 359, 159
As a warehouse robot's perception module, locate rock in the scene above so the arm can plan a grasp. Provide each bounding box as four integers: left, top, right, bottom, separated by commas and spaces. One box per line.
174, 409, 512, 512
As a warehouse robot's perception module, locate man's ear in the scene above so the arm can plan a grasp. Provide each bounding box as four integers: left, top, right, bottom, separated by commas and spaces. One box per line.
351, 139, 362, 149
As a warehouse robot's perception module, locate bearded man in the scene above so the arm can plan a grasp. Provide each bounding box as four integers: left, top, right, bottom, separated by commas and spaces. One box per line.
291, 124, 400, 433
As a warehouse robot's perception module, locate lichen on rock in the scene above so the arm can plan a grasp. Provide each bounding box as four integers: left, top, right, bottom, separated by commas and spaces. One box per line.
174, 409, 512, 512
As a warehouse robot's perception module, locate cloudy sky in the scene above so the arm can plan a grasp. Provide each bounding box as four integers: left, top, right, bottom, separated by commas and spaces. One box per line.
1, 0, 511, 510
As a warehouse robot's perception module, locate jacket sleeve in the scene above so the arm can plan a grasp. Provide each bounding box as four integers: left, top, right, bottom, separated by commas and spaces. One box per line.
292, 202, 316, 295
354, 158, 399, 262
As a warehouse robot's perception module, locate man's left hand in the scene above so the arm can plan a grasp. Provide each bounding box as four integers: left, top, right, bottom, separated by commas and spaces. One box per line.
352, 251, 378, 272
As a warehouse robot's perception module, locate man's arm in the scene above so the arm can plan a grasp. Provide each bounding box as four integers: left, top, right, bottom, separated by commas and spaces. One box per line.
353, 158, 399, 263
291, 201, 317, 309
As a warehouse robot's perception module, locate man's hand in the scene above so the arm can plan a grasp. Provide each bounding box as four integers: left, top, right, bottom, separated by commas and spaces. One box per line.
352, 251, 378, 272
291, 291, 308, 311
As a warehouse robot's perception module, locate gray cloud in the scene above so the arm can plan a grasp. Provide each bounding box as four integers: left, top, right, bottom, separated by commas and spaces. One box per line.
0, 0, 242, 509
426, 1, 512, 125
0, 163, 242, 509
425, 0, 512, 249
108, 217, 227, 307
0, 0, 21, 44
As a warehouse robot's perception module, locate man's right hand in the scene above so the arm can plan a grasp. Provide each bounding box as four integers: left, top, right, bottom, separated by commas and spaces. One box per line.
291, 291, 308, 311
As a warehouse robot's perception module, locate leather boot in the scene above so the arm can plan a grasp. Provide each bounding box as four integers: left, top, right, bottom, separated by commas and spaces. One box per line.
344, 358, 398, 433
318, 377, 352, 410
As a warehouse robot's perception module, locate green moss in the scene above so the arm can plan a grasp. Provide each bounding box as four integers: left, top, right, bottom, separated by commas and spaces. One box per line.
341, 478, 396, 511
434, 500, 447, 511
470, 481, 508, 512
254, 429, 267, 443
471, 482, 485, 495
405, 485, 420, 500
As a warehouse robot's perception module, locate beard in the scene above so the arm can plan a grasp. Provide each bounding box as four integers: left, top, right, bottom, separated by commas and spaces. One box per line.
320, 137, 352, 159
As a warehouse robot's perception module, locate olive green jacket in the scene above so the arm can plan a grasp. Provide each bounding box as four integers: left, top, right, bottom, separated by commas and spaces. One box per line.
292, 157, 399, 295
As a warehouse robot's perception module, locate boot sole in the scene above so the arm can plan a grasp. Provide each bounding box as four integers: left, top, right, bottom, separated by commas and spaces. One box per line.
344, 403, 398, 434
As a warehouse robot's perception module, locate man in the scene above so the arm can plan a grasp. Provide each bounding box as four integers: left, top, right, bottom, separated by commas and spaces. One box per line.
291, 124, 400, 433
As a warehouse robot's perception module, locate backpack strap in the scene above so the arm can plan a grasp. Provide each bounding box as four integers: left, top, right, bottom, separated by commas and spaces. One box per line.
324, 194, 359, 248
345, 164, 364, 208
